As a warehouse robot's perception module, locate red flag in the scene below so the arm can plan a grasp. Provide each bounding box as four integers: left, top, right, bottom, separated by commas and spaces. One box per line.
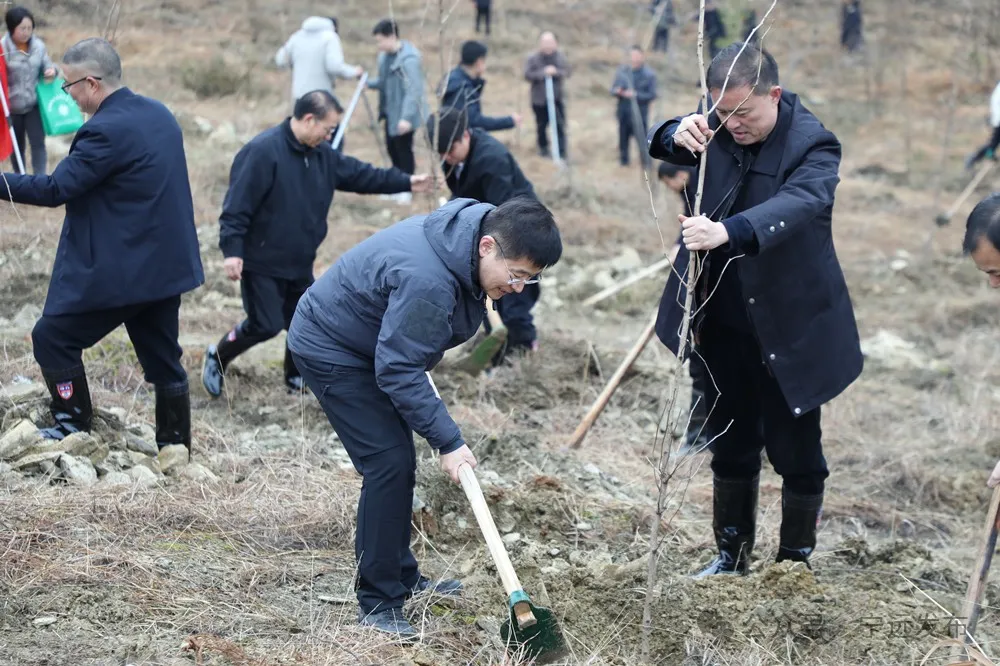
0, 56, 14, 162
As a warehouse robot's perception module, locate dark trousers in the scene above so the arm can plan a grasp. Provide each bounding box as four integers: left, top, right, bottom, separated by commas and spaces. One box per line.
618, 104, 650, 167
292, 353, 420, 614
475, 5, 491, 33
219, 272, 313, 370
532, 101, 567, 158
697, 322, 828, 496
11, 105, 47, 175
385, 128, 415, 175
970, 125, 1000, 165
653, 27, 670, 52
31, 295, 187, 388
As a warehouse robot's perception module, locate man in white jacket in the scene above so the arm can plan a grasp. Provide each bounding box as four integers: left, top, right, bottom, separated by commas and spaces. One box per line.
965, 81, 1000, 170
276, 16, 363, 148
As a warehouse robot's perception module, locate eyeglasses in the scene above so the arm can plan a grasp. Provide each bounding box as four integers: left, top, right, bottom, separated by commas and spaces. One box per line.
494, 239, 542, 285
61, 76, 102, 93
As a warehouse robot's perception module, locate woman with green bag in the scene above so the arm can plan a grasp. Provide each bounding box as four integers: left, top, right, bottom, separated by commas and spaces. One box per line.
1, 6, 56, 174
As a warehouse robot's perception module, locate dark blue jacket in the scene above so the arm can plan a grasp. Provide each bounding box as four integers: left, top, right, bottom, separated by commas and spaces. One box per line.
3, 88, 204, 316
440, 66, 515, 133
287, 198, 490, 453
610, 64, 658, 118
218, 119, 412, 279
444, 129, 535, 204
646, 90, 863, 416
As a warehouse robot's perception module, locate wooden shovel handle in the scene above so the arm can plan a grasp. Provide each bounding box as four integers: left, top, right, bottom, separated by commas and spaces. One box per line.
568, 312, 657, 449
458, 462, 536, 626
958, 484, 1000, 640
943, 160, 995, 222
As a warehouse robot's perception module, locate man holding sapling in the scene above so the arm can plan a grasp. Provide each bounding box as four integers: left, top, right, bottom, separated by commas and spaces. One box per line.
201, 90, 431, 399
285, 197, 562, 637
646, 43, 863, 576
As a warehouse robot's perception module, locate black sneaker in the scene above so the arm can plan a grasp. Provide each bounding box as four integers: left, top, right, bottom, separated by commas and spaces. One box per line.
358, 607, 417, 640
201, 345, 224, 398
411, 575, 463, 598
285, 375, 306, 394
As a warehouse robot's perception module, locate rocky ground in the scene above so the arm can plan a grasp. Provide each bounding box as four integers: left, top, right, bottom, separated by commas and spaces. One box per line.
2, 0, 1000, 664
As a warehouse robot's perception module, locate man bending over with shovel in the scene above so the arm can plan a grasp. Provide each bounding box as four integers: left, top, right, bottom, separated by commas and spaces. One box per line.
286, 196, 562, 638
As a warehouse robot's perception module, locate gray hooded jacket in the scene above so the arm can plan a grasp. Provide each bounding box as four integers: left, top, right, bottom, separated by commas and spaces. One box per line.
287, 198, 491, 453
275, 16, 358, 101
367, 40, 427, 137
1, 33, 55, 114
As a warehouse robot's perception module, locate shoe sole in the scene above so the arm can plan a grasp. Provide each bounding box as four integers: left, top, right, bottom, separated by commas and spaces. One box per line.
200, 349, 223, 399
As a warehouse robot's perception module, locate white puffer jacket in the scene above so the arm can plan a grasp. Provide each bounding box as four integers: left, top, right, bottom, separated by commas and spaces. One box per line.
275, 16, 358, 102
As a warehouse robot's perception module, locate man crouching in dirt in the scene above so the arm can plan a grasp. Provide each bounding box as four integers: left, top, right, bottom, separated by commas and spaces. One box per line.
963, 195, 1000, 487
646, 42, 863, 576
285, 197, 562, 637
1, 38, 204, 460
428, 106, 544, 365
201, 90, 431, 399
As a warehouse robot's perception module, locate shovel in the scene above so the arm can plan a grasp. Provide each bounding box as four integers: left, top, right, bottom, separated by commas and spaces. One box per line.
453, 297, 507, 375
458, 462, 568, 663
935, 160, 995, 226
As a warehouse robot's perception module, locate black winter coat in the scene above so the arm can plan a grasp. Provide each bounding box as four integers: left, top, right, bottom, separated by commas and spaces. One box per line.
443, 129, 536, 204
646, 90, 863, 416
218, 119, 412, 279
3, 88, 204, 316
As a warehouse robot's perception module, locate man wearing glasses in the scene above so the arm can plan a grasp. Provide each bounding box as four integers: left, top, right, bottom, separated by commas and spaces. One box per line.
427, 106, 543, 365
1, 38, 204, 463
285, 196, 562, 637
201, 89, 432, 399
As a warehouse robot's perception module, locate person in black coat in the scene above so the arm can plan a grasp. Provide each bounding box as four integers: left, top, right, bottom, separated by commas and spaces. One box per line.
611, 46, 657, 168
428, 106, 543, 363
201, 90, 431, 399
840, 0, 863, 53
1, 38, 204, 458
439, 41, 521, 134
646, 43, 862, 576
472, 0, 491, 35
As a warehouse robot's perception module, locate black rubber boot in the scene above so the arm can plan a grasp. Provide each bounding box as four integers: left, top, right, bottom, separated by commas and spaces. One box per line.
694, 474, 759, 578
284, 345, 305, 394
39, 371, 93, 440
775, 487, 823, 568
202, 323, 257, 398
155, 382, 192, 454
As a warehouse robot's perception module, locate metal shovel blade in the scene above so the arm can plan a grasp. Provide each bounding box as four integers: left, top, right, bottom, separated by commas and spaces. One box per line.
500, 601, 568, 664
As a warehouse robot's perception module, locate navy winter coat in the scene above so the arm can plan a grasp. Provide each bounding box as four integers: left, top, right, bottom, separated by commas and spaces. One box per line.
287, 198, 491, 454
440, 66, 515, 133
646, 90, 863, 416
444, 129, 535, 204
3, 88, 204, 316
218, 119, 412, 279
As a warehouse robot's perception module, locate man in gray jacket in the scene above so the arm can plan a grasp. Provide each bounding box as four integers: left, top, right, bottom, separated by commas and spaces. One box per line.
287, 196, 562, 638
369, 18, 427, 202
524, 31, 571, 160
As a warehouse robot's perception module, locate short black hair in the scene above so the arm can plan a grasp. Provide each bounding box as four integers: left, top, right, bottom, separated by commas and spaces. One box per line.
5, 6, 33, 36
480, 196, 562, 270
706, 42, 779, 95
461, 40, 488, 66
963, 193, 1000, 255
293, 90, 343, 120
658, 162, 690, 180
427, 107, 468, 154
373, 18, 399, 37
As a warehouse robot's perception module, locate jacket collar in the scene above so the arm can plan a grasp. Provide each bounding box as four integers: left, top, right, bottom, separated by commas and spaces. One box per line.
94, 87, 132, 116
711, 90, 795, 177
281, 117, 314, 154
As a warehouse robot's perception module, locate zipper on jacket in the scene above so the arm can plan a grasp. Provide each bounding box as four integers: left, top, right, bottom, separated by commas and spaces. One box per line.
304, 155, 309, 168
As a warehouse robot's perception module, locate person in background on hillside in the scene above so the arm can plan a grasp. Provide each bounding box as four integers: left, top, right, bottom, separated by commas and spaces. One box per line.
687, 0, 727, 60
650, 0, 675, 53
657, 162, 711, 452
2, 6, 57, 174
611, 45, 657, 169
472, 0, 491, 35
840, 0, 863, 53
965, 81, 1000, 171
429, 106, 545, 364
440, 40, 521, 135
524, 31, 571, 161
368, 18, 428, 205
647, 43, 863, 577
275, 15, 363, 152
201, 91, 432, 400
2, 38, 204, 462
285, 197, 562, 637
742, 8, 759, 43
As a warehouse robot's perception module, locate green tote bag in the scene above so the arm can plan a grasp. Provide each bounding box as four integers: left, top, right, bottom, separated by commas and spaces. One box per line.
36, 78, 85, 137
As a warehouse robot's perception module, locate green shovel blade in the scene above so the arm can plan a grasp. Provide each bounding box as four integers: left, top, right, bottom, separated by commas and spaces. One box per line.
453, 329, 508, 375
500, 601, 568, 664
